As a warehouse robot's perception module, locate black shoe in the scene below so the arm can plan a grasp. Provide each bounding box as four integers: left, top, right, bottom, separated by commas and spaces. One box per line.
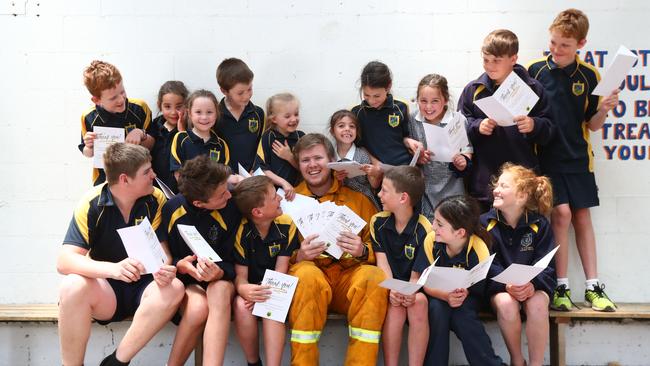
99, 351, 130, 366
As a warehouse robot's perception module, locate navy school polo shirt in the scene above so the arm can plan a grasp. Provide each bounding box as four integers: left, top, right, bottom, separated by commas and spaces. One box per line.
79, 98, 154, 186
370, 211, 432, 281
528, 55, 601, 173
150, 115, 178, 193
253, 129, 305, 186
351, 94, 412, 166
233, 214, 299, 284
160, 194, 242, 284
169, 129, 230, 172
63, 183, 167, 263
215, 99, 265, 173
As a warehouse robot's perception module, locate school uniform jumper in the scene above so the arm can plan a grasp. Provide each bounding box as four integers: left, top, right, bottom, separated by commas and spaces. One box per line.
457, 64, 554, 206
482, 208, 557, 298
288, 178, 387, 366
79, 99, 153, 186
413, 233, 503, 366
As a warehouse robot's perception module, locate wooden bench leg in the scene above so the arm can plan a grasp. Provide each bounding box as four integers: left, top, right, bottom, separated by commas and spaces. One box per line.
550, 319, 567, 366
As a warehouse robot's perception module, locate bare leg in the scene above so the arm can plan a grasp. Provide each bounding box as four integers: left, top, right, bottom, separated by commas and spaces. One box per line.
381, 304, 406, 366
524, 291, 550, 366
572, 208, 598, 280
551, 204, 572, 279
59, 275, 117, 366
262, 318, 286, 366
167, 285, 209, 366
406, 293, 428, 366
233, 295, 260, 363
203, 280, 234, 366
115, 278, 185, 361
492, 293, 525, 366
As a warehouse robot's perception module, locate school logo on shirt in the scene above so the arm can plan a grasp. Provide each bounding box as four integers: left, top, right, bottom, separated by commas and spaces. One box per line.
268, 242, 281, 257
209, 149, 221, 162
208, 225, 220, 243
248, 118, 259, 133
572, 82, 585, 96
404, 244, 415, 260
388, 114, 400, 128
124, 123, 137, 134
520, 232, 534, 252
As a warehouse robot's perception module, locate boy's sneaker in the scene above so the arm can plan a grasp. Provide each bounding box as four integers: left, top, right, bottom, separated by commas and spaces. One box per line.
551, 284, 574, 311
584, 283, 616, 312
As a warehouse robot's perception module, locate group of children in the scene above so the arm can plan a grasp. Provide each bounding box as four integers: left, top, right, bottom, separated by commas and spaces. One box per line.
60, 7, 621, 366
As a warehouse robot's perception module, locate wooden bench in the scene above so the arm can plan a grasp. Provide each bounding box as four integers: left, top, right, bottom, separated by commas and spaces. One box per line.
2, 303, 650, 366
548, 303, 650, 366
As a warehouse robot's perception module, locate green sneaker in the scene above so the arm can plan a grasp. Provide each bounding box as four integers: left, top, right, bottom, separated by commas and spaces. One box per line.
551, 284, 574, 311
584, 283, 616, 312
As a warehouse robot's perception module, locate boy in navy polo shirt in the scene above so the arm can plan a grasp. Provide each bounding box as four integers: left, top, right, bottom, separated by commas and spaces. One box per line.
215, 58, 266, 173
528, 9, 619, 312
79, 60, 156, 186
231, 176, 300, 366
371, 166, 431, 366
458, 30, 553, 212
161, 155, 241, 365
57, 143, 183, 366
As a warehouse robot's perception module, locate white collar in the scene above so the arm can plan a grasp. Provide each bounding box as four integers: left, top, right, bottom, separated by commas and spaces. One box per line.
336, 143, 357, 161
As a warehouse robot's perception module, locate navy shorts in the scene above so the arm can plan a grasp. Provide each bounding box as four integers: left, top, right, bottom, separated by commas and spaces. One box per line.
548, 172, 599, 209
95, 274, 154, 325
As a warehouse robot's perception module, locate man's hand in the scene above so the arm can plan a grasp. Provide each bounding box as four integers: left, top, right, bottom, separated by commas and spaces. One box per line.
336, 231, 364, 257
296, 234, 327, 262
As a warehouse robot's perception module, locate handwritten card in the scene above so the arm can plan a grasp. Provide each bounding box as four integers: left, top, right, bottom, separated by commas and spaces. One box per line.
491, 246, 559, 286
327, 161, 366, 178
593, 45, 637, 96
423, 254, 495, 292
252, 270, 299, 323
116, 217, 167, 274
176, 224, 222, 262
422, 112, 470, 162
93, 126, 124, 169
474, 71, 539, 127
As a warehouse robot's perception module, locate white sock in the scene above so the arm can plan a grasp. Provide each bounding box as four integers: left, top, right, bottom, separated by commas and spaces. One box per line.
557, 278, 570, 289
585, 278, 599, 291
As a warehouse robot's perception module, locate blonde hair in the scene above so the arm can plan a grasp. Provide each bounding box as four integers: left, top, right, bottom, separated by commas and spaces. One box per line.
549, 8, 589, 41
265, 93, 299, 132
83, 60, 122, 98
482, 29, 519, 57
495, 163, 554, 217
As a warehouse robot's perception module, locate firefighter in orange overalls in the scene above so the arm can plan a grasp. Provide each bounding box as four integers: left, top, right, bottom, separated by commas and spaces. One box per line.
288, 133, 388, 366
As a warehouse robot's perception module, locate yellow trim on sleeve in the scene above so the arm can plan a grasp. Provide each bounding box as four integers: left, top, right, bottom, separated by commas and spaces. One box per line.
150, 188, 167, 230
168, 206, 187, 234
234, 220, 247, 259
468, 234, 490, 262
210, 210, 228, 231
423, 231, 436, 265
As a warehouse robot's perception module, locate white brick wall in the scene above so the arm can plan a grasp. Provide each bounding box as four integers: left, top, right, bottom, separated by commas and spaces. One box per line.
1, 0, 649, 363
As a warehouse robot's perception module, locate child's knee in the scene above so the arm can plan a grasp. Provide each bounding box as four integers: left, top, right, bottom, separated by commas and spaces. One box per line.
524, 293, 549, 318
492, 294, 519, 320
207, 281, 234, 308
571, 208, 592, 228
552, 205, 572, 226
59, 274, 93, 302
184, 296, 209, 326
